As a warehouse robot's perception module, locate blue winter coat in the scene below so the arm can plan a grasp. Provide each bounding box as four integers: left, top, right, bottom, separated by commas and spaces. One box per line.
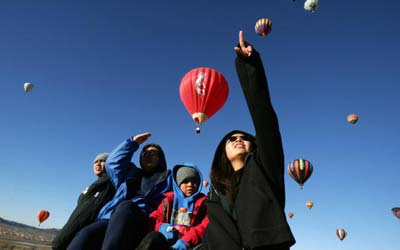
97, 138, 172, 220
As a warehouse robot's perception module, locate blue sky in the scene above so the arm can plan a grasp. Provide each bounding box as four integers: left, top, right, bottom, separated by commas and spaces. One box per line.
1, 1, 399, 249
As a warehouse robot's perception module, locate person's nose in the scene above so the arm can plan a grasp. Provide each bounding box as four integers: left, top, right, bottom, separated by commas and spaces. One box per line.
235, 137, 244, 142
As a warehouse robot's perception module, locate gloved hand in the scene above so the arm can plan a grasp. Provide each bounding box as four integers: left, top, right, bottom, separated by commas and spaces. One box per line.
159, 223, 176, 241
171, 239, 188, 250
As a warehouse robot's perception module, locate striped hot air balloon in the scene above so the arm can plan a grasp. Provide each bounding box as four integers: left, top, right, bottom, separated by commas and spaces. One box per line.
288, 158, 313, 189
347, 114, 359, 124
255, 18, 272, 37
336, 228, 347, 241
37, 210, 50, 226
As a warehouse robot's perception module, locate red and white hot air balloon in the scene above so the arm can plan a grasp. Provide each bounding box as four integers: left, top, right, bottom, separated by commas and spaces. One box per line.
180, 67, 229, 133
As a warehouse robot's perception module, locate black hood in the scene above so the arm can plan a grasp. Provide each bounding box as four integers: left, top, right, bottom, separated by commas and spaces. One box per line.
139, 143, 167, 173
212, 130, 256, 165
210, 130, 256, 193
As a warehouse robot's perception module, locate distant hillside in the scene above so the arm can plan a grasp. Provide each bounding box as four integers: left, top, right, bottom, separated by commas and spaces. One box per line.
0, 216, 58, 244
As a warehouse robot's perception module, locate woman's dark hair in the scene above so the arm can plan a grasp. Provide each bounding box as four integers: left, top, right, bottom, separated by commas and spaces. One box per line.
210, 130, 256, 202
139, 143, 167, 174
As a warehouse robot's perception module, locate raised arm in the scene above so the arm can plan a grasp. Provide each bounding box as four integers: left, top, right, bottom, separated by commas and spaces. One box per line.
234, 31, 285, 195
106, 132, 152, 188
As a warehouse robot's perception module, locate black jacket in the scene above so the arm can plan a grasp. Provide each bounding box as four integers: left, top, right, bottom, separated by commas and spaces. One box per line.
52, 174, 116, 250
204, 47, 296, 250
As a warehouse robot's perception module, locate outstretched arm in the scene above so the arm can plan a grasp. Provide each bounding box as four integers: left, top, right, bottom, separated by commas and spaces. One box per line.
234, 31, 285, 197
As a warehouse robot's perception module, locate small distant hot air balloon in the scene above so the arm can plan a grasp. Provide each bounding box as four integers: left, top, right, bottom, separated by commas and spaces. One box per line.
392, 207, 400, 219
306, 201, 314, 209
336, 228, 347, 241
288, 212, 294, 219
304, 0, 319, 12
203, 180, 209, 188
347, 114, 359, 124
288, 159, 313, 189
255, 18, 272, 37
24, 82, 34, 93
37, 210, 50, 226
180, 67, 229, 133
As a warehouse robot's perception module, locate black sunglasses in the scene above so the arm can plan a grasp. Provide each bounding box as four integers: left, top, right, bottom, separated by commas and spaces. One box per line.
141, 150, 159, 157
227, 135, 250, 142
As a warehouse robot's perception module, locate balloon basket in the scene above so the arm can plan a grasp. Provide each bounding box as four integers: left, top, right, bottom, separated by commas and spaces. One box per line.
196, 127, 200, 134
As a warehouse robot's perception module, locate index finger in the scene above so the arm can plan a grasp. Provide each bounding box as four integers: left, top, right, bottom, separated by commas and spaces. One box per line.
239, 30, 245, 48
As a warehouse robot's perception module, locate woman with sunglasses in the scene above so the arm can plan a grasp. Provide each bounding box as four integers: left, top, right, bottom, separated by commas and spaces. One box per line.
203, 31, 296, 250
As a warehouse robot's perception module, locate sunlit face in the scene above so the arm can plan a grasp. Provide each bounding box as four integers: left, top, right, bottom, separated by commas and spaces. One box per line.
179, 178, 199, 197
93, 160, 106, 176
225, 133, 252, 163
141, 146, 160, 173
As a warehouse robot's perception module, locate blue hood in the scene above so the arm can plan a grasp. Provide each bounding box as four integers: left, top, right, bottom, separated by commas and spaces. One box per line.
170, 162, 203, 226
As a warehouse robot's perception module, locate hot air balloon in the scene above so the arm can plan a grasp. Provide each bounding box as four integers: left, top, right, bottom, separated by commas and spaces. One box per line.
392, 207, 400, 219
304, 0, 319, 12
255, 18, 272, 37
306, 201, 314, 209
347, 114, 359, 124
24, 82, 34, 93
203, 180, 209, 188
336, 228, 347, 241
37, 210, 50, 226
288, 158, 313, 189
288, 212, 294, 219
180, 67, 229, 133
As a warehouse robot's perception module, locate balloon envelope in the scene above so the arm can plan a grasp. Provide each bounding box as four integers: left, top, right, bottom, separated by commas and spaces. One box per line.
37, 210, 50, 225
392, 207, 400, 219
180, 67, 229, 131
24, 82, 34, 93
304, 0, 319, 12
288, 212, 294, 219
336, 228, 347, 241
306, 201, 314, 209
288, 159, 313, 189
255, 18, 272, 36
347, 114, 359, 124
203, 180, 209, 188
